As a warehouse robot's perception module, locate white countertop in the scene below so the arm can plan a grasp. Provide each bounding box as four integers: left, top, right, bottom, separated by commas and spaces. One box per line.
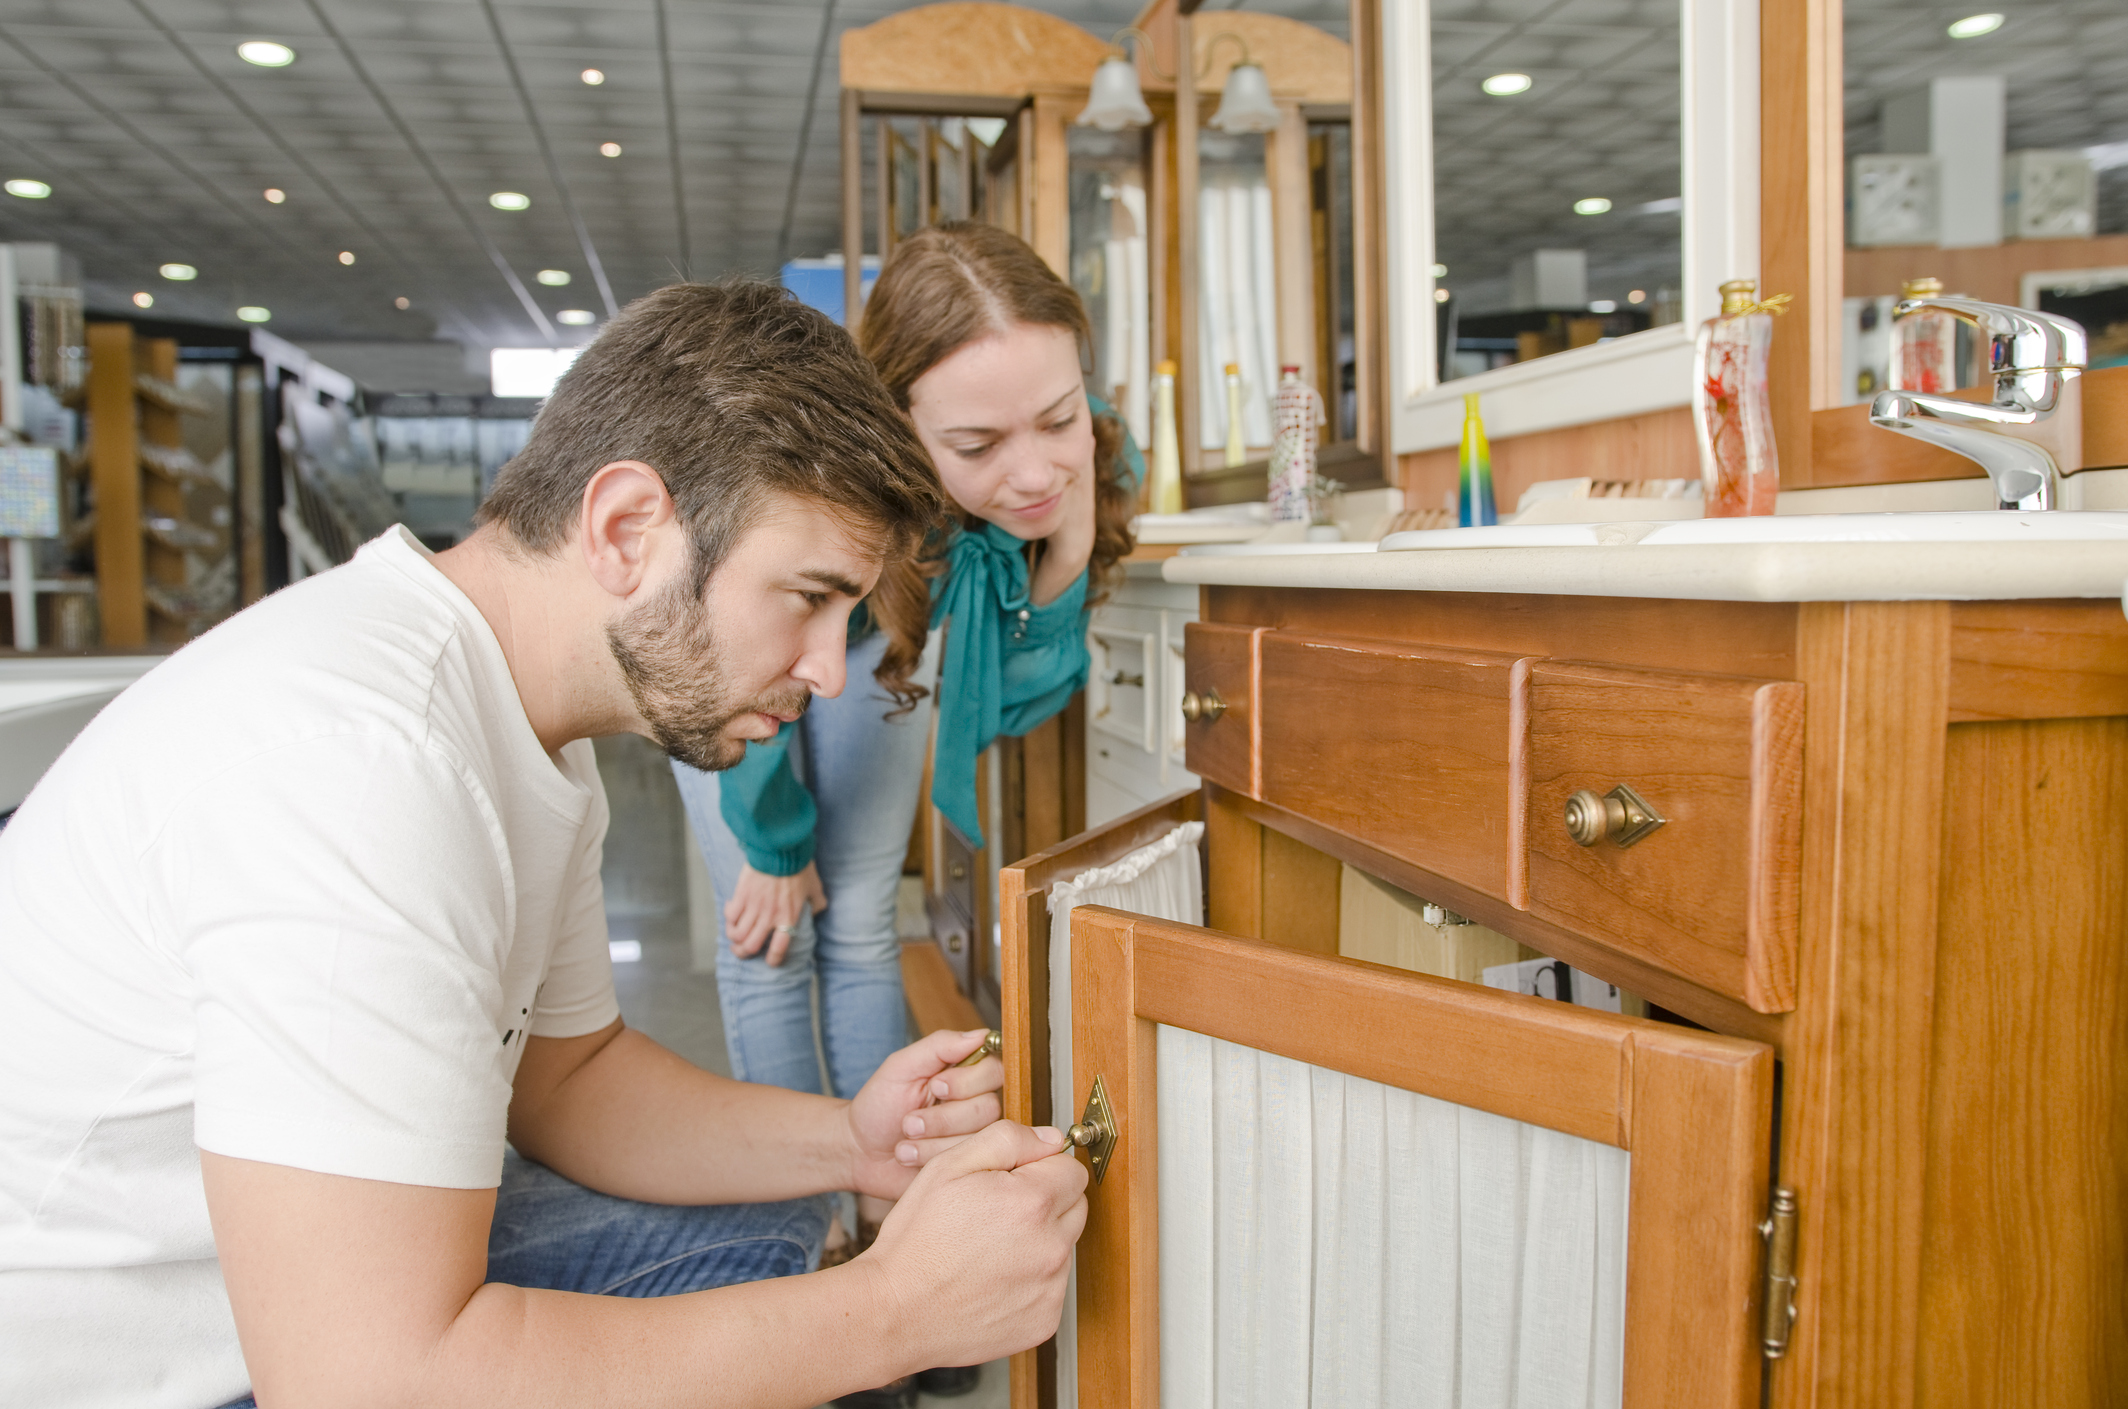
1163, 513, 2128, 603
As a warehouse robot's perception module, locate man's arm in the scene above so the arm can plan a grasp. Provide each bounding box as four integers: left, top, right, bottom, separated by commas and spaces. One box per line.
506, 1022, 1001, 1205
205, 1118, 1084, 1409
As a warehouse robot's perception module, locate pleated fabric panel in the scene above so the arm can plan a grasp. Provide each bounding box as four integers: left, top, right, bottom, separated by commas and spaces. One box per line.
1156, 1026, 1629, 1409
1046, 820, 1206, 1408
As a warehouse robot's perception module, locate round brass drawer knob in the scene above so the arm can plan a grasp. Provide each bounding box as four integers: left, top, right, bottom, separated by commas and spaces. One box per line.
1563, 784, 1668, 849
1180, 688, 1227, 723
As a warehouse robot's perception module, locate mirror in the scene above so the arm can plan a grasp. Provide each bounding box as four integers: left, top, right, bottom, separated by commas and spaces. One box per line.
1429, 0, 1685, 381
1068, 127, 1154, 448
1195, 128, 1278, 463
1840, 1, 2128, 403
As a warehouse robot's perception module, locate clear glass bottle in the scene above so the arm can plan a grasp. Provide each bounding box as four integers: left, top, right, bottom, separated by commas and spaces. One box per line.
1889, 275, 1958, 394
1148, 359, 1183, 514
1692, 278, 1783, 517
1268, 364, 1323, 524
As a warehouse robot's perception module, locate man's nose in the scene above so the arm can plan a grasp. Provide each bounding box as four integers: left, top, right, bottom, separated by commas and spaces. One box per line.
793, 634, 848, 700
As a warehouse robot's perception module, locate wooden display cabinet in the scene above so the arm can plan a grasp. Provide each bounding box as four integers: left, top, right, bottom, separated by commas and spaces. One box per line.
1001, 584, 2128, 1409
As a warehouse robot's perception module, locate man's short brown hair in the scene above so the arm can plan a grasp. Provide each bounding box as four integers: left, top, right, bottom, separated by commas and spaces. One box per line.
479, 280, 940, 600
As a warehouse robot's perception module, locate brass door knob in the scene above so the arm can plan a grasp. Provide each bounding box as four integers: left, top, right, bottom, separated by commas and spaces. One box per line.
1180, 688, 1227, 723
1563, 783, 1667, 849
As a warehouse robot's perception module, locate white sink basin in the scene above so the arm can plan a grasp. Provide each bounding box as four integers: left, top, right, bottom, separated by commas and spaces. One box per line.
1380, 511, 2128, 552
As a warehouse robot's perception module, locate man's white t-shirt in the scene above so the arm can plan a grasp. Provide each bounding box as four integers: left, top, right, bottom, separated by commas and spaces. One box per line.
0, 527, 622, 1408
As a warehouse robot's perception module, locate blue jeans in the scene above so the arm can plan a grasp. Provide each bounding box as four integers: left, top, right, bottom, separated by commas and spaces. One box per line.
672, 630, 937, 1100
218, 1152, 829, 1406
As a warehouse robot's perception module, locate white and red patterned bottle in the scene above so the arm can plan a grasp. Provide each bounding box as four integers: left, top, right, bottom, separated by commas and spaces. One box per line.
1268, 365, 1324, 524
1692, 279, 1785, 517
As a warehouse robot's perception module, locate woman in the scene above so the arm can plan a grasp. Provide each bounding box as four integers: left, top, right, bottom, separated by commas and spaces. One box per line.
671, 223, 1139, 1291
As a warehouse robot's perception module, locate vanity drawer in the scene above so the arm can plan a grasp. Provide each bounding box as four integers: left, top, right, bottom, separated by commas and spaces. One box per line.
1257, 633, 1534, 901
1524, 663, 1803, 1013
1182, 622, 1260, 796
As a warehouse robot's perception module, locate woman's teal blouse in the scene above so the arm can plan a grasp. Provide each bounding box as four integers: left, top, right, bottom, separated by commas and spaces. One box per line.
716, 396, 1144, 873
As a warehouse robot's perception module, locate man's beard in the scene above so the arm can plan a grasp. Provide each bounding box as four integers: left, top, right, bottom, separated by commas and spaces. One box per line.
606, 573, 810, 772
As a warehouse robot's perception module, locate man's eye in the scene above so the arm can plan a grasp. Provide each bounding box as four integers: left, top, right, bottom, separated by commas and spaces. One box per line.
800, 591, 829, 609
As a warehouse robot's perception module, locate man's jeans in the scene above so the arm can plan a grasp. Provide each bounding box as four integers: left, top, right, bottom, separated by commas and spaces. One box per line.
217, 1153, 830, 1406
671, 630, 937, 1101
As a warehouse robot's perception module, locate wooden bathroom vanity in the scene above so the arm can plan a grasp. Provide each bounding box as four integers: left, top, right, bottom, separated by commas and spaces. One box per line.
1002, 545, 2128, 1409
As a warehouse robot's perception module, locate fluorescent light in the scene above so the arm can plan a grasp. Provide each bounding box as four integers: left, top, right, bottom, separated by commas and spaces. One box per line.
263, 188, 286, 203
1589, 299, 1618, 313
337, 250, 355, 266
237, 40, 295, 67
236, 306, 271, 323
2084, 140, 2128, 172
1574, 197, 1613, 215
1946, 12, 2003, 38
581, 68, 605, 85
557, 309, 596, 326
4, 179, 50, 199
160, 263, 197, 280
600, 141, 622, 157
609, 939, 642, 962
1431, 262, 1448, 278
1482, 73, 1532, 96
132, 292, 154, 309
491, 347, 584, 398
489, 191, 530, 211
536, 269, 572, 286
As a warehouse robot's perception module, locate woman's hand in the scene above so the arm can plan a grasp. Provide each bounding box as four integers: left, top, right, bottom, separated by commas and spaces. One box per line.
1029, 453, 1097, 607
845, 1028, 1006, 1201
724, 861, 828, 965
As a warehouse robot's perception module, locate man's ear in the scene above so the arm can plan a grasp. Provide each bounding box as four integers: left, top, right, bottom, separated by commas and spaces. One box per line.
577, 460, 678, 601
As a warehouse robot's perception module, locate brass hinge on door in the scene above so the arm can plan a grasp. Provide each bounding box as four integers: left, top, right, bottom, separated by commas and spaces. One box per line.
1760, 1187, 1800, 1358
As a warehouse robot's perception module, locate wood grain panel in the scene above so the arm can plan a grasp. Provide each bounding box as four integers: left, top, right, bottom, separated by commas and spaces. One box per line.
1398, 405, 1698, 516
839, 3, 1111, 95
1181, 621, 1259, 796
1204, 784, 1263, 939
1214, 783, 1784, 1045
1525, 663, 1804, 1013
1257, 632, 1532, 901
1073, 908, 1774, 1409
87, 323, 144, 648
1947, 600, 2128, 723
1779, 602, 1951, 1409
1916, 719, 2128, 1407
1810, 366, 2128, 486
1259, 823, 1341, 956
1203, 585, 1800, 681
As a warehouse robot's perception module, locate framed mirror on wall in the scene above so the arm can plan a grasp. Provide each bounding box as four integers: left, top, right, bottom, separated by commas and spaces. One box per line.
1380, 0, 1761, 480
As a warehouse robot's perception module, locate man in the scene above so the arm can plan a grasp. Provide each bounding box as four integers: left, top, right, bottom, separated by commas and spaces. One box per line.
0, 282, 1088, 1408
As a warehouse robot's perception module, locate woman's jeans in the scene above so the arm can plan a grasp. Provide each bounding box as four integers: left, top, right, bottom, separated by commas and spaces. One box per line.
671, 630, 937, 1101
216, 1153, 829, 1407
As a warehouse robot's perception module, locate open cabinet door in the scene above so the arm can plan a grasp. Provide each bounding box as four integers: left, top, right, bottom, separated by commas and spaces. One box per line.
1068, 907, 1774, 1409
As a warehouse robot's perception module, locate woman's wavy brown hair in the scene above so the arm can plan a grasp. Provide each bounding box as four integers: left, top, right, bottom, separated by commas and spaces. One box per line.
859, 221, 1137, 710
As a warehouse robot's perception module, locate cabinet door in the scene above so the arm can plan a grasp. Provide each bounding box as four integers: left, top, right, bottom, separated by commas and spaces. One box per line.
1067, 908, 1774, 1409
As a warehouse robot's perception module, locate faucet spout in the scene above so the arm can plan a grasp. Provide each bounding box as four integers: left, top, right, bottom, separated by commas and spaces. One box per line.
1866, 297, 2087, 511
1869, 389, 2062, 510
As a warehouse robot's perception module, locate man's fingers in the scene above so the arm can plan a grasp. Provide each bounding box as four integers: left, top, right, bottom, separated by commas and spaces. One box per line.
877, 1027, 996, 1085
1015, 1143, 1092, 1216
901, 1092, 1000, 1142
922, 1058, 1002, 1105
904, 1117, 1064, 1173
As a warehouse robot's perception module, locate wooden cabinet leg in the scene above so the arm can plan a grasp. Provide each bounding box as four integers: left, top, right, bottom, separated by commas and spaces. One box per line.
1206, 785, 1263, 938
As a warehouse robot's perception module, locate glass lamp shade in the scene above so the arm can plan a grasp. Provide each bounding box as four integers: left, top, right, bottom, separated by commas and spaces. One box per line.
1077, 57, 1154, 130
1209, 62, 1281, 134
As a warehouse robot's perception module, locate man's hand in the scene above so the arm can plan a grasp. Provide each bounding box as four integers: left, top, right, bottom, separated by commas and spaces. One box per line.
725, 861, 828, 964
845, 1027, 1003, 1200
858, 1121, 1089, 1370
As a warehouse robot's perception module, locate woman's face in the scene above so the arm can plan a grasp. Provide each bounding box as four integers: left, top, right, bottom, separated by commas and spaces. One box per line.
905, 321, 1093, 541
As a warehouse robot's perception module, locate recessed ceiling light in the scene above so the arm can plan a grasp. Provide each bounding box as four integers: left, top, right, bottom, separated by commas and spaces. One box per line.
1431, 262, 1448, 278
236, 306, 271, 323
263, 188, 286, 204
394, 296, 411, 310
1946, 12, 2003, 38
600, 142, 622, 158
1433, 288, 1451, 304
5, 179, 51, 199
1628, 288, 1647, 303
1574, 196, 1613, 215
160, 263, 197, 281
581, 68, 605, 85
557, 309, 597, 326
1481, 73, 1532, 97
1589, 299, 1618, 313
236, 40, 295, 67
537, 269, 572, 286
337, 250, 356, 266
132, 292, 155, 309
489, 191, 530, 211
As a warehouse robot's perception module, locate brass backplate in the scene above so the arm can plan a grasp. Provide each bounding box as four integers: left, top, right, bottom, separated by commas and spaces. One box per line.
1076, 1074, 1120, 1184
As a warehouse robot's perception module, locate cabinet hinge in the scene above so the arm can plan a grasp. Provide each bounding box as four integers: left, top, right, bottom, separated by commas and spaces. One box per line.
1759, 1187, 1799, 1359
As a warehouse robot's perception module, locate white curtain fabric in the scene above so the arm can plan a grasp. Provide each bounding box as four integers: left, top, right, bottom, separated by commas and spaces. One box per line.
1102, 180, 1152, 449
1157, 1028, 1630, 1409
1046, 820, 1205, 1409
1197, 178, 1279, 449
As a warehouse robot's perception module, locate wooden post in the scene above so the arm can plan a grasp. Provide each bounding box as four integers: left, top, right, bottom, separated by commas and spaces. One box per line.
87, 323, 144, 647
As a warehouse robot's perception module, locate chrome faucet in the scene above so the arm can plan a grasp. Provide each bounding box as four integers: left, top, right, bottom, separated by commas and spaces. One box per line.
1868, 297, 2087, 510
